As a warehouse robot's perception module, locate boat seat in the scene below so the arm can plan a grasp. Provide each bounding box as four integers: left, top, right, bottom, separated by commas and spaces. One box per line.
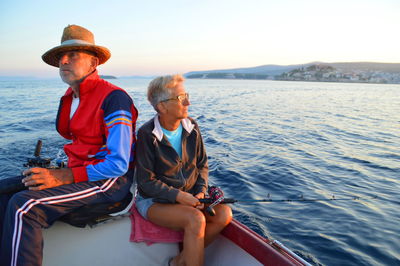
59, 192, 134, 228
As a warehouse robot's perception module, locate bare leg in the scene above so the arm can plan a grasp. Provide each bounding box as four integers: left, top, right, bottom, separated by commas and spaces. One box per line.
203, 204, 232, 247
147, 203, 206, 266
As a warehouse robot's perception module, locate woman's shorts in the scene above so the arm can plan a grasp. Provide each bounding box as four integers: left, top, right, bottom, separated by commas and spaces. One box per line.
135, 195, 155, 220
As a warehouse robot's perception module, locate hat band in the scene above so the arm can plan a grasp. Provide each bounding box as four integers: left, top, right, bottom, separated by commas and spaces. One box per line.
61, 39, 94, 46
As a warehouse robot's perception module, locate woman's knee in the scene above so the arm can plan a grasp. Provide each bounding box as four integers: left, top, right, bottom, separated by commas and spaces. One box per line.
185, 208, 206, 236
212, 205, 233, 226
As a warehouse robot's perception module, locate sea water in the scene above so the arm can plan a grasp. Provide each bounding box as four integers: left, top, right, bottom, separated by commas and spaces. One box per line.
0, 77, 399, 265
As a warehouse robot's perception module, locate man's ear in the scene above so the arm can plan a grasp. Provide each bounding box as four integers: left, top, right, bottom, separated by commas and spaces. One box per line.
91, 56, 99, 69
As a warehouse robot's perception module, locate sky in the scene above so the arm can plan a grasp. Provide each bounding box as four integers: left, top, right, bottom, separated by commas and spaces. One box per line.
0, 0, 399, 78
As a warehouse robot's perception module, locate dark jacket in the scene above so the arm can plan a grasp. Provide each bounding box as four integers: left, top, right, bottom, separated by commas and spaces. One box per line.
135, 116, 208, 203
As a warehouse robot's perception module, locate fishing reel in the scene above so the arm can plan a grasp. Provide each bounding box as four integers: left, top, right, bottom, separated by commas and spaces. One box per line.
25, 157, 52, 168
204, 186, 225, 216
2, 140, 66, 193
24, 140, 65, 169
0, 140, 58, 195
24, 139, 51, 168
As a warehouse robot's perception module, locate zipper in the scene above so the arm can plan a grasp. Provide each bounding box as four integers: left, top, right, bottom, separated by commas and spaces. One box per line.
178, 159, 187, 189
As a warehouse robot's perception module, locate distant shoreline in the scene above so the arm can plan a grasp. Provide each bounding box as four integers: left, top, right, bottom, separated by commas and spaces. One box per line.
3, 61, 400, 84
186, 77, 399, 85
185, 62, 400, 85
1, 76, 398, 85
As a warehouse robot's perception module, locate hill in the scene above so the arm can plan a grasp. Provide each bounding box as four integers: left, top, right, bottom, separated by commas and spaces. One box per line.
185, 63, 311, 78
185, 62, 400, 83
100, 75, 117, 79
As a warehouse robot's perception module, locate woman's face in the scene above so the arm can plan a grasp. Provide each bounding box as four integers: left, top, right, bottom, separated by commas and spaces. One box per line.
160, 82, 190, 120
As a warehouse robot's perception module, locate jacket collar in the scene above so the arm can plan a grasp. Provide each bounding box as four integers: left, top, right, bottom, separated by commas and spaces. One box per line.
152, 115, 195, 142
63, 70, 99, 97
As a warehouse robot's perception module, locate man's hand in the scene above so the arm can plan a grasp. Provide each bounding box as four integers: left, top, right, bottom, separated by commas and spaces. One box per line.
176, 191, 201, 208
22, 168, 74, 190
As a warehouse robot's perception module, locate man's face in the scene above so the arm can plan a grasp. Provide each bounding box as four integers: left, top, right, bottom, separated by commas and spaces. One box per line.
58, 50, 98, 86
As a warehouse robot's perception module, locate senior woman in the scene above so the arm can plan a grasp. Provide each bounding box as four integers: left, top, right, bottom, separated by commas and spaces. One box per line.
135, 74, 232, 266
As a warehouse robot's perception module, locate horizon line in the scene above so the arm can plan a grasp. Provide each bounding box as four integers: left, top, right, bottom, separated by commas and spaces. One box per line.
2, 60, 400, 79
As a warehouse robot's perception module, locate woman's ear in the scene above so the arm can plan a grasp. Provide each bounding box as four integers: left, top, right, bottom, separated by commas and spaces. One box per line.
156, 102, 166, 114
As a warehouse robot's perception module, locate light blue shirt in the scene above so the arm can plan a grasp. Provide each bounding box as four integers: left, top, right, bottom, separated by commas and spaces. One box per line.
161, 123, 183, 158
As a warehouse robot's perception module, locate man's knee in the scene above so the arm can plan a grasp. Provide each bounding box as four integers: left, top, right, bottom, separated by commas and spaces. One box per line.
8, 190, 37, 209
6, 190, 46, 221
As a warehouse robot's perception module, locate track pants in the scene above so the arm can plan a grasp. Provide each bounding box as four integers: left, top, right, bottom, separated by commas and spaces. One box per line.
0, 174, 131, 266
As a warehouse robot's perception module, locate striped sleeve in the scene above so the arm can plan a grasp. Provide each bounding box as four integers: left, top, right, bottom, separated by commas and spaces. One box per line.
86, 90, 136, 181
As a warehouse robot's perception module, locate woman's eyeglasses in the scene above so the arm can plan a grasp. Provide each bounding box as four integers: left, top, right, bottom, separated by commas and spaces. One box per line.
161, 93, 189, 103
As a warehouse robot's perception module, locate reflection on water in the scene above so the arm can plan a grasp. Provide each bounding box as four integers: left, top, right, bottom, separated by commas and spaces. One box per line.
1, 78, 399, 265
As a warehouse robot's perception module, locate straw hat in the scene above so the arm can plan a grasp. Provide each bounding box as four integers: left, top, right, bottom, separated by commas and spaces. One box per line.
42, 25, 111, 67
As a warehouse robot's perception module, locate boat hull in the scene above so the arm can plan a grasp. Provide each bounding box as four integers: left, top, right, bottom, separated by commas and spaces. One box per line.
42, 217, 308, 265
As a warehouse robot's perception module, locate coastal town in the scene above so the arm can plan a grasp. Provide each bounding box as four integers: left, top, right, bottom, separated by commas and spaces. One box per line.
275, 64, 400, 84
186, 63, 400, 84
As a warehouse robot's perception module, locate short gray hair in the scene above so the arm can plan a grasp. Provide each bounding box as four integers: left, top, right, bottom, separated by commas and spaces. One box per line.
147, 74, 185, 111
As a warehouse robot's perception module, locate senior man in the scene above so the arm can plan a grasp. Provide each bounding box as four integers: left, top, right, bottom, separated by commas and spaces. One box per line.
0, 25, 138, 266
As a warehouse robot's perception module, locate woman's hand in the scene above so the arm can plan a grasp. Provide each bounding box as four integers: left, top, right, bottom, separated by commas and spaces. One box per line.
194, 192, 205, 210
176, 191, 201, 207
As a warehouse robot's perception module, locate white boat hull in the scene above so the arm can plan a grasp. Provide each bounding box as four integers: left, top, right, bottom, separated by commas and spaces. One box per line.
43, 216, 308, 265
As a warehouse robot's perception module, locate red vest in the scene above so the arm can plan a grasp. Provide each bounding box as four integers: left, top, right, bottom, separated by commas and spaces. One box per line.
56, 72, 128, 170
